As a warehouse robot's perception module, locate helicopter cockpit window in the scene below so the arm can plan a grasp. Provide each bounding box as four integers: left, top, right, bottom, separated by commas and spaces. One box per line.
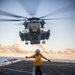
31, 19, 38, 22
28, 22, 40, 32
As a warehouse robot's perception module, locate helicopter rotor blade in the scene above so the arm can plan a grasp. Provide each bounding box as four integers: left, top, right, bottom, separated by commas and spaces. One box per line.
0, 10, 28, 19
18, 0, 41, 16
40, 2, 75, 19
15, 22, 23, 25
0, 19, 25, 21
43, 17, 75, 20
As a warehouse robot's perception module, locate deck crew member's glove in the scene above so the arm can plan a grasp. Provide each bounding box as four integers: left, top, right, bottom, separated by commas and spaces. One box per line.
48, 59, 51, 62
26, 56, 28, 58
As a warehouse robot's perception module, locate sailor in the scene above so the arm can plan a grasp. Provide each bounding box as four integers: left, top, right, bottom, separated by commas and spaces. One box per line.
26, 49, 51, 75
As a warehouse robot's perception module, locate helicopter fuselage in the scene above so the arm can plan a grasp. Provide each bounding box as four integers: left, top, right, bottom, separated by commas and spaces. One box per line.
19, 18, 50, 45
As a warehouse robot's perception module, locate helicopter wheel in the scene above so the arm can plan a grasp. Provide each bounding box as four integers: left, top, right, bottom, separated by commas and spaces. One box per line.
42, 40, 45, 44
25, 41, 28, 45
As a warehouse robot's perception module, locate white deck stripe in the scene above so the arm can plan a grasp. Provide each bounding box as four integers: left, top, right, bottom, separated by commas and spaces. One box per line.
1, 67, 50, 75
32, 66, 35, 75
31, 66, 50, 75
1, 68, 32, 74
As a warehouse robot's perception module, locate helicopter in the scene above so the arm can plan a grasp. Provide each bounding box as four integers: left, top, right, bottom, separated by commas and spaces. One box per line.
0, 2, 74, 45
19, 17, 50, 44
0, 10, 51, 45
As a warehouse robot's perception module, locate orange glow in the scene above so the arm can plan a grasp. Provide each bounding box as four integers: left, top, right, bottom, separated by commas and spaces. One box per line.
0, 43, 75, 60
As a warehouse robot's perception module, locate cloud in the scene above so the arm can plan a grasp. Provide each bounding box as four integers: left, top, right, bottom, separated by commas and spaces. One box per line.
58, 50, 64, 54
0, 43, 28, 53
38, 44, 75, 54
49, 50, 56, 54
38, 44, 49, 53
64, 48, 75, 54
50, 49, 75, 54
0, 43, 75, 55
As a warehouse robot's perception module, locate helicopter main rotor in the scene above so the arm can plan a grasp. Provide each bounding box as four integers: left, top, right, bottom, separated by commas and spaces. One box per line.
0, 2, 75, 22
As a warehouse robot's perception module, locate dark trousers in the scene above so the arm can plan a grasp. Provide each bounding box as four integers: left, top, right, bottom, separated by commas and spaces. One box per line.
35, 66, 42, 75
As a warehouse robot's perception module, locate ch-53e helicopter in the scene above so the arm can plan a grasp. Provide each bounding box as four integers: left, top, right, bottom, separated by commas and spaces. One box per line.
19, 17, 50, 45
0, 10, 51, 45
0, 2, 74, 45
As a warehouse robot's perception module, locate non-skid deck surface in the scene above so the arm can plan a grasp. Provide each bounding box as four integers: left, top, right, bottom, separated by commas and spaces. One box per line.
0, 60, 75, 75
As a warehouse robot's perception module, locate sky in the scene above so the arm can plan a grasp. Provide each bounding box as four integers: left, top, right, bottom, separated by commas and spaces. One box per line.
0, 0, 75, 54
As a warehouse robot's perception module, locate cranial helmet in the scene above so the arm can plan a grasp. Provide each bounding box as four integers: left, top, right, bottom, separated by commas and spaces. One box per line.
35, 49, 40, 53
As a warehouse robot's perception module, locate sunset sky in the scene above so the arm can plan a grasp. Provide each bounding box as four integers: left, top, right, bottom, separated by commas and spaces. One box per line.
0, 0, 75, 59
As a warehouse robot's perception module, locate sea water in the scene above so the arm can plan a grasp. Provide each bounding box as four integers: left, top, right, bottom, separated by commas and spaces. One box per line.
0, 57, 75, 64
0, 57, 25, 64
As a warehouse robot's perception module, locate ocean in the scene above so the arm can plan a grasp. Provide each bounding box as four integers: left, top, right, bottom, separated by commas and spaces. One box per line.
0, 56, 75, 63
0, 57, 25, 63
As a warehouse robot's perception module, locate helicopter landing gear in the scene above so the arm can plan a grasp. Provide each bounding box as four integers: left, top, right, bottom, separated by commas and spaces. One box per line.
25, 41, 28, 45
42, 40, 45, 44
